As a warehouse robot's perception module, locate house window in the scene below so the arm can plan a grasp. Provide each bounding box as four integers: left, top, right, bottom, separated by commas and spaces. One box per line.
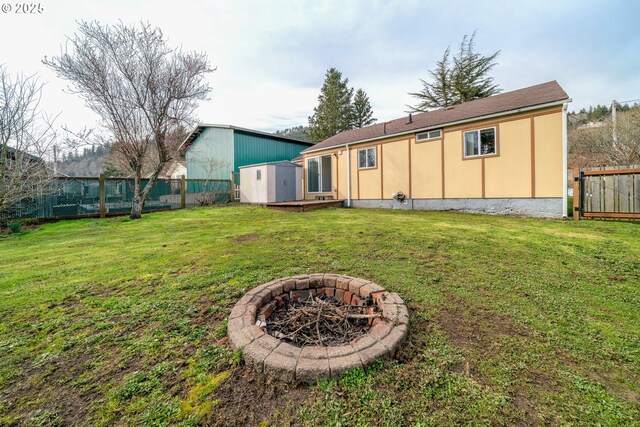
358, 147, 376, 169
416, 129, 442, 142
307, 155, 332, 193
463, 127, 496, 158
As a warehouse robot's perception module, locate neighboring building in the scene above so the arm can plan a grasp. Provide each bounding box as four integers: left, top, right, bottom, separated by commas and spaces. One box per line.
181, 125, 314, 183
299, 81, 571, 218
163, 160, 187, 179
239, 161, 302, 203
1, 144, 42, 165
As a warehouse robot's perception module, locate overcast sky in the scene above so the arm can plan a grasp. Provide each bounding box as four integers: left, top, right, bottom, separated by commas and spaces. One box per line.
1, 0, 638, 134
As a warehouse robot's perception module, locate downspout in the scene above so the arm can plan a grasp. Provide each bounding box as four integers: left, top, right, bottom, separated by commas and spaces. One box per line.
346, 144, 351, 207
562, 103, 568, 218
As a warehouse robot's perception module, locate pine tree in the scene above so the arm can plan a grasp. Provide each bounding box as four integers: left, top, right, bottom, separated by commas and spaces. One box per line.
408, 32, 500, 112
408, 48, 456, 112
452, 31, 500, 103
308, 68, 354, 142
351, 88, 377, 128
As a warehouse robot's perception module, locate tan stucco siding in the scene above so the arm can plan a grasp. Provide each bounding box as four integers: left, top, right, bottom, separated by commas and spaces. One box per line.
411, 138, 443, 198
534, 113, 563, 197
300, 106, 564, 202
357, 144, 382, 199
349, 147, 359, 199
484, 119, 532, 197
443, 130, 483, 198
337, 150, 348, 199
381, 139, 410, 199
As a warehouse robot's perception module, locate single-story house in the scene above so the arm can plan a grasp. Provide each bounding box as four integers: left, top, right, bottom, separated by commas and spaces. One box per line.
299, 81, 571, 217
180, 124, 314, 184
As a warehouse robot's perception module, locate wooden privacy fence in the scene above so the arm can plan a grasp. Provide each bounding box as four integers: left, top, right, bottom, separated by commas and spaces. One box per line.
572, 165, 640, 220
1, 175, 235, 221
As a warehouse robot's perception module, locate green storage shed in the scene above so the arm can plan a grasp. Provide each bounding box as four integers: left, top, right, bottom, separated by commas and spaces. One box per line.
181, 124, 313, 184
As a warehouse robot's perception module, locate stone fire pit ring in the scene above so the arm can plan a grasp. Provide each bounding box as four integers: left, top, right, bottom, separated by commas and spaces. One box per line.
228, 274, 409, 384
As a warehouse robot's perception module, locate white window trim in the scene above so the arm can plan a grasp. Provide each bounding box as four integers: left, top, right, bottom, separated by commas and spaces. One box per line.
358, 147, 377, 169
416, 129, 442, 142
463, 126, 497, 158
306, 155, 332, 193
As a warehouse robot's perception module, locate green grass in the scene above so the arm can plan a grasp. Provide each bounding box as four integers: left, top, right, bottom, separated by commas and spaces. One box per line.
0, 205, 639, 426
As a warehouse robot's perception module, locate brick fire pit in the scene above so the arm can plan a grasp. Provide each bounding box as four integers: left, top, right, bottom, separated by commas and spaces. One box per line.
227, 274, 409, 384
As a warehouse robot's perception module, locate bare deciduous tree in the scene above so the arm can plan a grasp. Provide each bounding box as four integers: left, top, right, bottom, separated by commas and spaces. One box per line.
44, 21, 213, 219
189, 154, 230, 206
104, 126, 189, 178
0, 65, 57, 214
569, 109, 640, 167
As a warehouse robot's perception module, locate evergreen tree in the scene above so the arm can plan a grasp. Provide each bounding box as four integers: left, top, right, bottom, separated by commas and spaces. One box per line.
452, 31, 500, 103
408, 48, 455, 111
351, 88, 377, 128
409, 32, 500, 112
308, 68, 354, 142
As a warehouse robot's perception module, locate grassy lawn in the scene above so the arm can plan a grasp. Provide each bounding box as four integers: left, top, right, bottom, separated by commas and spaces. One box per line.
0, 206, 639, 426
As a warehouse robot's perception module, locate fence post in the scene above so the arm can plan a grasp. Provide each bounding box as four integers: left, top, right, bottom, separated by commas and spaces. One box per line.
572, 167, 580, 220
99, 174, 106, 218
230, 171, 235, 202
180, 175, 186, 209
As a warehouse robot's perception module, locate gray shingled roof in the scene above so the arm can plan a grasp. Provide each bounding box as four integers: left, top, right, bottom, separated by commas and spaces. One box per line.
303, 81, 569, 153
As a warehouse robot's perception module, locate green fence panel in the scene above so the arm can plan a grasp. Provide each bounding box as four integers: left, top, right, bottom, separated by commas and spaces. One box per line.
185, 180, 231, 207
0, 178, 101, 220
1, 177, 230, 221
104, 179, 181, 214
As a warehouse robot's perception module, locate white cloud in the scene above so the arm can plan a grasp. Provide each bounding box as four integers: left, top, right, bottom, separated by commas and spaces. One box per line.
0, 0, 638, 136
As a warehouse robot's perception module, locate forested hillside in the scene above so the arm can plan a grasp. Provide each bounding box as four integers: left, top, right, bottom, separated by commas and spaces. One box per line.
273, 125, 311, 142
57, 144, 111, 177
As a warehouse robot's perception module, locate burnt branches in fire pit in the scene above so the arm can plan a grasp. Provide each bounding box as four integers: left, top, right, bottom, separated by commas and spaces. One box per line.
264, 294, 381, 346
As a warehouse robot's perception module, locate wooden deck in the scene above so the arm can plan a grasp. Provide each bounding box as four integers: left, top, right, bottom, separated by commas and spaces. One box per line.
266, 199, 344, 212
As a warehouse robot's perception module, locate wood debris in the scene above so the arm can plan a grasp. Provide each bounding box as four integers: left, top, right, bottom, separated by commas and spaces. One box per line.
264, 294, 381, 346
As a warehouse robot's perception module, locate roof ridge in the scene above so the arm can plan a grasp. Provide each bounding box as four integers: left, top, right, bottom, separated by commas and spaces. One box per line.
302, 81, 569, 153
409, 80, 561, 119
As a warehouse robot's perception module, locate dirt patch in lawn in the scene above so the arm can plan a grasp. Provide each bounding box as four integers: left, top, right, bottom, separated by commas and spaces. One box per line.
235, 233, 259, 243
2, 290, 232, 425
208, 367, 314, 426
2, 347, 127, 426
436, 295, 558, 424
394, 304, 431, 365
436, 295, 531, 355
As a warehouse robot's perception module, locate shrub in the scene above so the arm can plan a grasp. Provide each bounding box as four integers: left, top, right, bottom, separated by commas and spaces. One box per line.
8, 222, 22, 234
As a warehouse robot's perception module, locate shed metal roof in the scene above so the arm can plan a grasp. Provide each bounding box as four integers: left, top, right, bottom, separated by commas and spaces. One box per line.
238, 160, 301, 169
180, 124, 315, 152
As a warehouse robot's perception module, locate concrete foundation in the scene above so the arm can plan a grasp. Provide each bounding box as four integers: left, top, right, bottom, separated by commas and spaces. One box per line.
350, 198, 563, 218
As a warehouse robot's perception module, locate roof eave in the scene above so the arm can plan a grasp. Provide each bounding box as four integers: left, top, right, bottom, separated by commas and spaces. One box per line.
238, 160, 302, 169
179, 123, 314, 152
301, 98, 571, 155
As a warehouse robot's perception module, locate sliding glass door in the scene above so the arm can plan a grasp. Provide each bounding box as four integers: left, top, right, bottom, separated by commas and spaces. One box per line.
307, 155, 332, 193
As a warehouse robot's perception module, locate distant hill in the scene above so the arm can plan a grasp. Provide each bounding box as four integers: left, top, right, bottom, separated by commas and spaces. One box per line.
568, 103, 637, 129
273, 125, 312, 142
568, 103, 640, 168
57, 144, 111, 177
